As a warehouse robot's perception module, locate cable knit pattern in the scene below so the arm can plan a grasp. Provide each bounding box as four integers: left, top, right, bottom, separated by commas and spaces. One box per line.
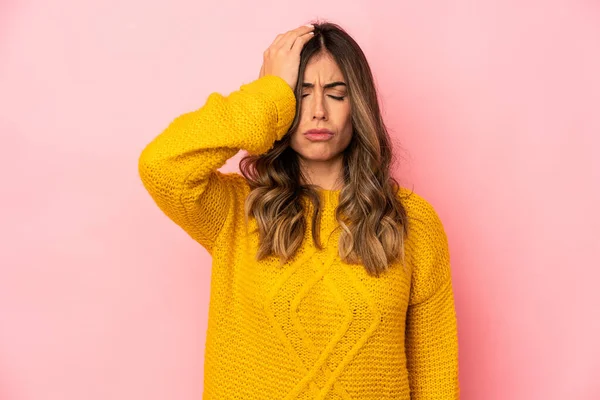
138, 75, 459, 399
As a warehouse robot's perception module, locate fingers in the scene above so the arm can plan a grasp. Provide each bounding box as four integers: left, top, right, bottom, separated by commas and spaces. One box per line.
270, 33, 285, 48
260, 24, 314, 83
290, 31, 315, 53
271, 25, 314, 51
280, 25, 314, 50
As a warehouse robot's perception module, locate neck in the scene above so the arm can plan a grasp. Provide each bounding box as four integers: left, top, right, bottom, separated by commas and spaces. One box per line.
298, 155, 344, 191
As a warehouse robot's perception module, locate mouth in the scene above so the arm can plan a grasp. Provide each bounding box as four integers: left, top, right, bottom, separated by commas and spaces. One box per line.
304, 129, 334, 142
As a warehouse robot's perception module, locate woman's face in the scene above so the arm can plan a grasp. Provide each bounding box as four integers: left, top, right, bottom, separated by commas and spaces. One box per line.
290, 52, 353, 166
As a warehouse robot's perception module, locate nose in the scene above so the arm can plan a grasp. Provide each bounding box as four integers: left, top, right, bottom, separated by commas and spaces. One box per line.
312, 96, 327, 121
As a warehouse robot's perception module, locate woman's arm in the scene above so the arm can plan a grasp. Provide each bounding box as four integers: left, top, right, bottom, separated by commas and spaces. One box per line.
404, 196, 460, 399
138, 75, 296, 254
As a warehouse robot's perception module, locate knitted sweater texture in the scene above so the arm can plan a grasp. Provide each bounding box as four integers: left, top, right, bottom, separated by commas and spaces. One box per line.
138, 75, 460, 399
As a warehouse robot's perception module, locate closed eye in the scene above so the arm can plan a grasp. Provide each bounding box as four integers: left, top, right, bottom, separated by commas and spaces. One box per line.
301, 94, 346, 101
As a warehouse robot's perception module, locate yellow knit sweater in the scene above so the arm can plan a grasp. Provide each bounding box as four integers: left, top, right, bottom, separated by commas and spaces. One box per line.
138, 75, 459, 399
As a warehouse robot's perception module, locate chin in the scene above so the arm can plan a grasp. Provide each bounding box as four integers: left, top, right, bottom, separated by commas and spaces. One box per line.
290, 141, 344, 162
297, 151, 340, 162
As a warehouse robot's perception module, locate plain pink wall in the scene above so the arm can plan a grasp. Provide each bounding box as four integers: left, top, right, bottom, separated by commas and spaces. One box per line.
1, 1, 599, 399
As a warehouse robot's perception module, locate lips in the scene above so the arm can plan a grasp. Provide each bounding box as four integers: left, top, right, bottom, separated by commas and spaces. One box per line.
304, 129, 334, 135
304, 129, 334, 142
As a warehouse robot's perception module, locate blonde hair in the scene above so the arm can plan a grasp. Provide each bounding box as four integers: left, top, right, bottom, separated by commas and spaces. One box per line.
240, 22, 410, 277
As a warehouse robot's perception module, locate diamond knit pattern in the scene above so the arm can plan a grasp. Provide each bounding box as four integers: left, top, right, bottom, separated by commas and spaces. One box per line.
138, 75, 460, 399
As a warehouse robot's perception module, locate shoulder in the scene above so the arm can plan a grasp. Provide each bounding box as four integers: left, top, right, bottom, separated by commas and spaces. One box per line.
396, 187, 452, 304
397, 186, 447, 238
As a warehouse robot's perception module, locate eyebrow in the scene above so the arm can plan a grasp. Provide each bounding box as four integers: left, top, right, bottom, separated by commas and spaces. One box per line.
302, 81, 347, 89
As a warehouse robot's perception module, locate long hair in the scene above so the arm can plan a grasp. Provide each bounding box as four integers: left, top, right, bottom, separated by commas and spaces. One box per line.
240, 22, 410, 277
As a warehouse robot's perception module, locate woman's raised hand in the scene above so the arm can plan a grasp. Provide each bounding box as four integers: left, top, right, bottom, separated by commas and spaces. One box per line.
258, 25, 315, 90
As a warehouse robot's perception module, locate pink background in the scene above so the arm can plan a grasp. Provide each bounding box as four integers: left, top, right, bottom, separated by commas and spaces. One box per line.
1, 1, 599, 399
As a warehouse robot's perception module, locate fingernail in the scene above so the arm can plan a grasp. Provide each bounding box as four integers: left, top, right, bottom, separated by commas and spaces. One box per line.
305, 24, 314, 27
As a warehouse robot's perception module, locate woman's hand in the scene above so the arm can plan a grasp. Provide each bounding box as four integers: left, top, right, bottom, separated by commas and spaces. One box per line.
258, 24, 315, 90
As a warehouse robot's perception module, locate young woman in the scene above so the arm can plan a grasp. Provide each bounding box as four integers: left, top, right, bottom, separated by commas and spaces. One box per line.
139, 22, 459, 400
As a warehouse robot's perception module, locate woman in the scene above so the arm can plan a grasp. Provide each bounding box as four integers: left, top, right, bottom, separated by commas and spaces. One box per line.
139, 22, 459, 400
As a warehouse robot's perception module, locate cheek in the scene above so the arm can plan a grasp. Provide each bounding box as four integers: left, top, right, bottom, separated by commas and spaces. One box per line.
341, 108, 353, 134
340, 126, 353, 148
339, 103, 352, 125
298, 104, 311, 122
289, 130, 302, 150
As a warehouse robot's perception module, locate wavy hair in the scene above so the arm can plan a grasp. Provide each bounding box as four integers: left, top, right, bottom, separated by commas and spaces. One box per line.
240, 22, 410, 277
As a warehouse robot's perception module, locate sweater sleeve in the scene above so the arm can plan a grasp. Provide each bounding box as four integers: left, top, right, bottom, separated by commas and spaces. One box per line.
404, 195, 460, 399
138, 75, 297, 254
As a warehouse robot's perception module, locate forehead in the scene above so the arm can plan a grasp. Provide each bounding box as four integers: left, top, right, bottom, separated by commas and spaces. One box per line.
303, 52, 345, 82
